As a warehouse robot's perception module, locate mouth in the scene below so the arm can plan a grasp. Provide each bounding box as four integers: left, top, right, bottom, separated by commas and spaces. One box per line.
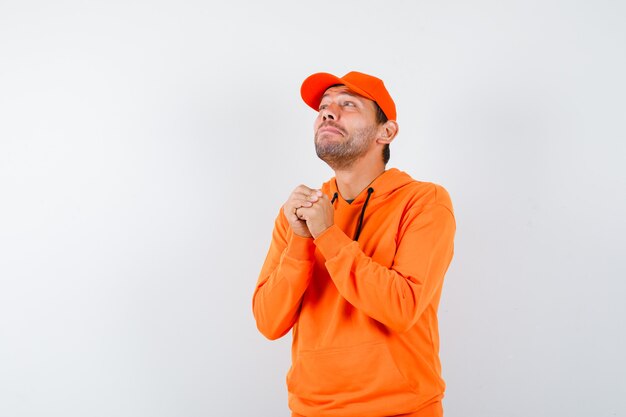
316, 123, 345, 136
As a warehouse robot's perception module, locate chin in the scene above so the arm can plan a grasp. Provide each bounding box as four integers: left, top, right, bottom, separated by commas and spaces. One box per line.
315, 134, 342, 146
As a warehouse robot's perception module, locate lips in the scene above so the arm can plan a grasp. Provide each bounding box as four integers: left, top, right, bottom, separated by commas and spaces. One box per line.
317, 123, 346, 136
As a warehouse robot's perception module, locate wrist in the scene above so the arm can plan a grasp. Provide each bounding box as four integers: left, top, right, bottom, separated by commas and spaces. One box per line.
311, 223, 331, 239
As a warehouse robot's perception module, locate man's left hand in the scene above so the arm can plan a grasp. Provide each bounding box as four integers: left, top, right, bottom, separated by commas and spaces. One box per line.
295, 193, 334, 239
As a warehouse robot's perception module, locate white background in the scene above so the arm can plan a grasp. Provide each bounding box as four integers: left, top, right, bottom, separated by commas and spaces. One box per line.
1, 1, 625, 416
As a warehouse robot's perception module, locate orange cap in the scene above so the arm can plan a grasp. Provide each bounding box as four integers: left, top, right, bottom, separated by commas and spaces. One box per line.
301, 71, 397, 121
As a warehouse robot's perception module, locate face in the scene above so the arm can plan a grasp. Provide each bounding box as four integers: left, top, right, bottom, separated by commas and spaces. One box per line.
314, 85, 380, 170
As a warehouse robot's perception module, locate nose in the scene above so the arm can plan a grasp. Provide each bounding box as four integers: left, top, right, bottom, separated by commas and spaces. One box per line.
321, 105, 336, 121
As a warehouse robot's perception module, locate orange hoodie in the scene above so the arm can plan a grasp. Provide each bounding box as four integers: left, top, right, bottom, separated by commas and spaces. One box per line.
253, 168, 456, 417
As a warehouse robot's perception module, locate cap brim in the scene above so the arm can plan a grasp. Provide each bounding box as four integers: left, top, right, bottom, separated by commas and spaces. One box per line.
300, 72, 375, 112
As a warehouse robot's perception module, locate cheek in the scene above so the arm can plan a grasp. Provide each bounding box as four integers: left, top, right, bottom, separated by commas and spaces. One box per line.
314, 115, 324, 131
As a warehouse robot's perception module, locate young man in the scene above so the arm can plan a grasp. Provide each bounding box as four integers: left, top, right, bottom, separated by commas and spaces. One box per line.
253, 71, 456, 417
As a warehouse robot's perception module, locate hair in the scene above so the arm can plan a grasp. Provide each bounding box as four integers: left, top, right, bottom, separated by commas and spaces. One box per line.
374, 103, 390, 165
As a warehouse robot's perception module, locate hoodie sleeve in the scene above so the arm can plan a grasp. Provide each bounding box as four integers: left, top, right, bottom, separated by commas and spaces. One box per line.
252, 211, 317, 340
313, 193, 456, 333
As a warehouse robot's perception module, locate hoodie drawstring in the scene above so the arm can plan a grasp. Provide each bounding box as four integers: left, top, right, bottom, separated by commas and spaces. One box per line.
353, 187, 374, 241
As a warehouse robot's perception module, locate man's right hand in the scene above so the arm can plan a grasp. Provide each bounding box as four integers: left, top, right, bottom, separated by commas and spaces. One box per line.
283, 185, 323, 238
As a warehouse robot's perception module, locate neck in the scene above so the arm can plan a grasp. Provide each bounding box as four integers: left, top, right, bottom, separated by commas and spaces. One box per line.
334, 158, 386, 200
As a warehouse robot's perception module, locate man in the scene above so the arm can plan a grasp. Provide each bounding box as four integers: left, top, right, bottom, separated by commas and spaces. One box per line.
253, 71, 456, 417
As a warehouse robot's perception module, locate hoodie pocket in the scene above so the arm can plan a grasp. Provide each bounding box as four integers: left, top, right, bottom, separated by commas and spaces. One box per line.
288, 341, 418, 410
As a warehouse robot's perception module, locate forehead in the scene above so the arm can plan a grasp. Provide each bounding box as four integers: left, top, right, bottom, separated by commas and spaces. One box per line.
320, 85, 375, 108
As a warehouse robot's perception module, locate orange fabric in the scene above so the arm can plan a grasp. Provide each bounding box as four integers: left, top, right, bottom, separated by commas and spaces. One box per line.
253, 169, 455, 417
301, 71, 397, 121
293, 399, 442, 417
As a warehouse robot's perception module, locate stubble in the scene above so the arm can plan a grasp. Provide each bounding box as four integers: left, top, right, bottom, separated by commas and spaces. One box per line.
315, 125, 377, 171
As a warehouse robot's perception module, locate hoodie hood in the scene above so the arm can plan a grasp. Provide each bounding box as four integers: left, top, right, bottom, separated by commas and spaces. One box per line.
322, 168, 418, 241
323, 168, 416, 205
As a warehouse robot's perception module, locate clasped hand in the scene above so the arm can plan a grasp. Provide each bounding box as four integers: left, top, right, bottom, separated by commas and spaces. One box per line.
283, 185, 334, 239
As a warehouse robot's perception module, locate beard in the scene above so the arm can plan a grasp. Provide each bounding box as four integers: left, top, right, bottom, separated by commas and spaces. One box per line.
315, 124, 377, 170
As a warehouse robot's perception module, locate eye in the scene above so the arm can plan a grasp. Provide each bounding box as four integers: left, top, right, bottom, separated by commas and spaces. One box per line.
342, 101, 355, 107
318, 104, 328, 111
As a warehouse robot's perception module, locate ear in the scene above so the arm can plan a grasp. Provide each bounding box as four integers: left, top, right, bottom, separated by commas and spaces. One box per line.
376, 120, 399, 145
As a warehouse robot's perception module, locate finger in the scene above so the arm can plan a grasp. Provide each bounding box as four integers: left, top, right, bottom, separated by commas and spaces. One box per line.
285, 202, 303, 219
295, 206, 309, 221
295, 206, 312, 220
293, 186, 323, 201
288, 197, 313, 210
300, 190, 323, 204
289, 193, 318, 208
285, 186, 323, 221
293, 185, 315, 197
311, 193, 330, 207
291, 203, 314, 217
